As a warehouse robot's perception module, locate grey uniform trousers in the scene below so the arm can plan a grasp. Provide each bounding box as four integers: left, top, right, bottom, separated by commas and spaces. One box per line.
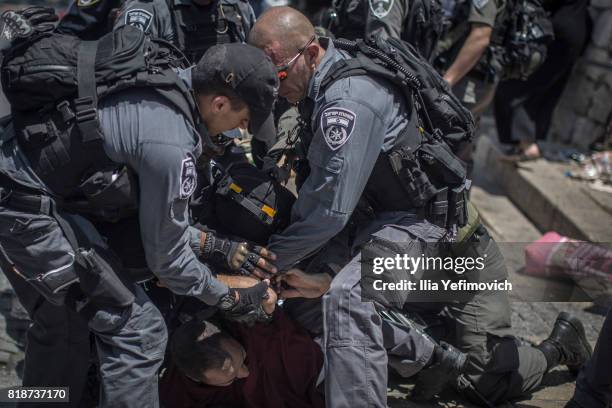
0, 207, 167, 408
573, 307, 612, 408
451, 74, 498, 179
405, 227, 549, 404
1, 264, 91, 407
316, 213, 444, 408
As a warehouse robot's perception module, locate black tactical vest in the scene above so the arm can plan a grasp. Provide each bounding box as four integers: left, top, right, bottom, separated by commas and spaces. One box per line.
167, 0, 250, 63
331, 0, 444, 61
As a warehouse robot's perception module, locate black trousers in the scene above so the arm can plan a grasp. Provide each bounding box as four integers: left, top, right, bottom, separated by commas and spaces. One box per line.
493, 0, 591, 144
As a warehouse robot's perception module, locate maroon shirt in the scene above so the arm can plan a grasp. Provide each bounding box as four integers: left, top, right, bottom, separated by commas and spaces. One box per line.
160, 310, 325, 408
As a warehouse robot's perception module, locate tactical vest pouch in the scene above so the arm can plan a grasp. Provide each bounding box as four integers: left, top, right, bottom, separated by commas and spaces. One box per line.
77, 246, 135, 308
388, 146, 437, 208
78, 166, 139, 222
418, 140, 466, 186
24, 262, 79, 307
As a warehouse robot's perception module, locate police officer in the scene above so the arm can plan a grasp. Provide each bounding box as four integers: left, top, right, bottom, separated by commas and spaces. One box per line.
0, 36, 278, 408
434, 0, 505, 176
56, 0, 123, 39
249, 8, 473, 407
115, 0, 255, 63
330, 0, 444, 60
114, 0, 280, 167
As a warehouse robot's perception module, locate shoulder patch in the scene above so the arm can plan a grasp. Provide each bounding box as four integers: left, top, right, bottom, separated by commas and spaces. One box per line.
180, 155, 197, 199
369, 0, 395, 18
320, 107, 356, 151
472, 0, 489, 10
77, 0, 101, 7
125, 8, 153, 32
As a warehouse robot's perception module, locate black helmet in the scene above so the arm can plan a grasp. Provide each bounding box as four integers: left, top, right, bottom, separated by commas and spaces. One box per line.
211, 162, 295, 245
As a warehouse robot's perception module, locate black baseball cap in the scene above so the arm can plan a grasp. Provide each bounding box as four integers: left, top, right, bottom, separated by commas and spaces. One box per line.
195, 43, 279, 135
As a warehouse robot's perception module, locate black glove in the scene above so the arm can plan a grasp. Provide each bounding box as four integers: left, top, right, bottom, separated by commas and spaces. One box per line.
216, 281, 269, 316
201, 232, 248, 271
201, 232, 275, 277
0, 7, 57, 52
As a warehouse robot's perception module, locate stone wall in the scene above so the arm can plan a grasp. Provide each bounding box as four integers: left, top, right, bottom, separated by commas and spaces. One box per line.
549, 0, 612, 150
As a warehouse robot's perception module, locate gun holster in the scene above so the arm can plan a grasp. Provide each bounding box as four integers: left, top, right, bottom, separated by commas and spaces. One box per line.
75, 246, 135, 308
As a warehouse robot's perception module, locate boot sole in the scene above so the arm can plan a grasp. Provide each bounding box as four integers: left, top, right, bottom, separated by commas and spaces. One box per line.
556, 312, 593, 374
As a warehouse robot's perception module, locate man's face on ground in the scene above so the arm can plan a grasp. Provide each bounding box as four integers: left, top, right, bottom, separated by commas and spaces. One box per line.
198, 94, 250, 136
202, 337, 249, 387
267, 42, 313, 104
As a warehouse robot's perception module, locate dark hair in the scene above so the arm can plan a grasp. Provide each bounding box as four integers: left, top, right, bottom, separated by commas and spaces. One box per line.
192, 52, 247, 111
170, 319, 231, 381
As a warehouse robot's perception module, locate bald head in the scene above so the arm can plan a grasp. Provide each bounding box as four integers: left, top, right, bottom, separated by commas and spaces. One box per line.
249, 7, 315, 56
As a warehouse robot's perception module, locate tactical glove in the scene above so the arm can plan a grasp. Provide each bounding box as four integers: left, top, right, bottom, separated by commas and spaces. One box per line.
201, 232, 277, 277
0, 7, 57, 53
216, 281, 271, 325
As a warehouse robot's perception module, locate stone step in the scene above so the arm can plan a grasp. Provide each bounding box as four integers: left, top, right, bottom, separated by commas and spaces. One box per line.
475, 134, 612, 242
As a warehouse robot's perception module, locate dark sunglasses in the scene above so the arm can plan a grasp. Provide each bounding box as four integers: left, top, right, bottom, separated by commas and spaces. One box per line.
275, 36, 316, 81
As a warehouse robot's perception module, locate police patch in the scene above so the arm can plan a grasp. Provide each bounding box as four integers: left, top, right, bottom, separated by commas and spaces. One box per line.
125, 9, 153, 33
77, 0, 101, 7
320, 108, 356, 151
180, 156, 197, 199
369, 0, 395, 18
472, 0, 489, 10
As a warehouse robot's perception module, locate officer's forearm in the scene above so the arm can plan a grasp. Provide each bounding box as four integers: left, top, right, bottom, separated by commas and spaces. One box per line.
443, 24, 492, 87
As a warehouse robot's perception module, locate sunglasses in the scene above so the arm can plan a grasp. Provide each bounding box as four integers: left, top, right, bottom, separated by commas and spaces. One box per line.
275, 36, 316, 81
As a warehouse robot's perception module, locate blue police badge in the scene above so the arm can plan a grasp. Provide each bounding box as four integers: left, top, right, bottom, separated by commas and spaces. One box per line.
320, 107, 356, 151
180, 156, 197, 199
369, 0, 395, 18
125, 9, 153, 33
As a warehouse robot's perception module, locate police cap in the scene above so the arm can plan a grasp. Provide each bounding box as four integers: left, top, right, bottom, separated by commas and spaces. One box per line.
196, 43, 279, 135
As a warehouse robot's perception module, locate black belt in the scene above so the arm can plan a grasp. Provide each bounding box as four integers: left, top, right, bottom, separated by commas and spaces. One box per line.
2, 190, 52, 215
1, 183, 86, 270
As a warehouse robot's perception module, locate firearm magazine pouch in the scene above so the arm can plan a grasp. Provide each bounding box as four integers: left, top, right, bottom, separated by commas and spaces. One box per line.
78, 165, 139, 221
76, 246, 135, 308
418, 140, 466, 186
388, 146, 437, 208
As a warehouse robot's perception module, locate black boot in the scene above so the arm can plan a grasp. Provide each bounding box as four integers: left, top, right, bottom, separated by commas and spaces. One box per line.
537, 312, 592, 374
411, 341, 467, 401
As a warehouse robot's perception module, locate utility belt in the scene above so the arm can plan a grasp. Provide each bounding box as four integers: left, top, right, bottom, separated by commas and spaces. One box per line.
0, 178, 135, 310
